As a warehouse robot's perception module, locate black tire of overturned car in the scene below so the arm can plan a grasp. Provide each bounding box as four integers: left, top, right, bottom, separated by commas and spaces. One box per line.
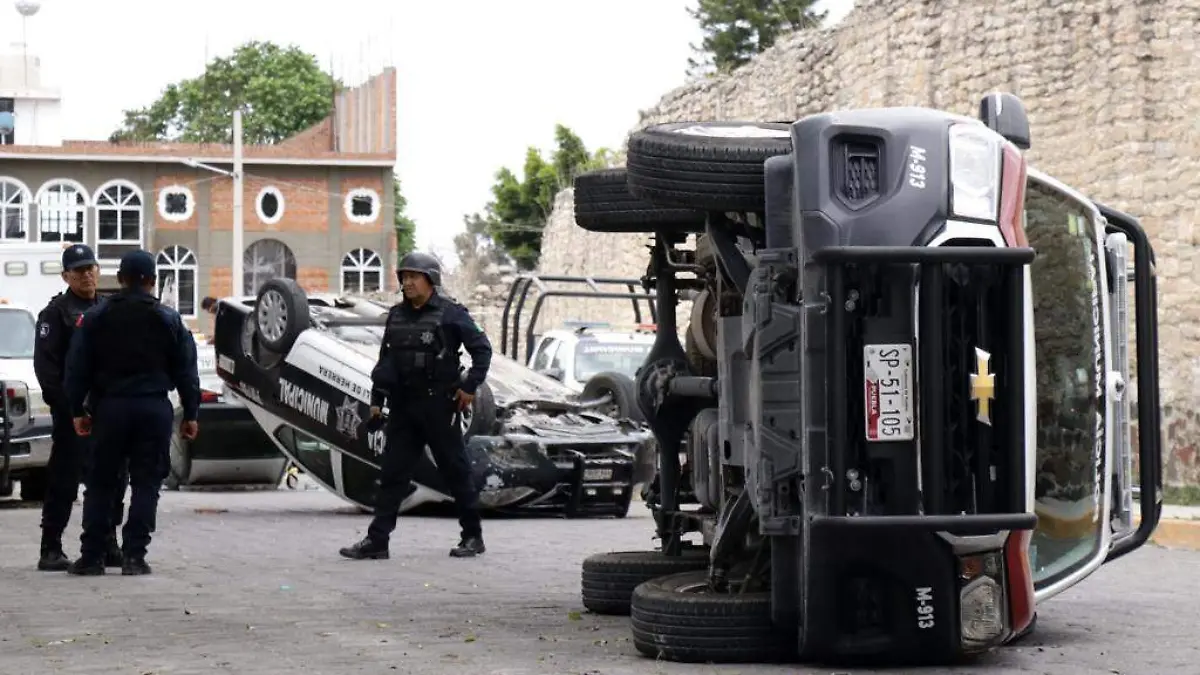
580, 371, 644, 423
572, 168, 705, 233
629, 570, 793, 663
254, 277, 311, 354
462, 380, 497, 436
625, 121, 793, 213
581, 548, 710, 616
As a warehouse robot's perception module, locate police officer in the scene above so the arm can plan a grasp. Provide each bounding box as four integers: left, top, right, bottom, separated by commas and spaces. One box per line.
339, 251, 492, 560
32, 244, 127, 571
62, 249, 201, 576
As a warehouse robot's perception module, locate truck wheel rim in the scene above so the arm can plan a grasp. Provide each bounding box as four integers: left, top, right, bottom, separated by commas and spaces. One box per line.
258, 289, 287, 341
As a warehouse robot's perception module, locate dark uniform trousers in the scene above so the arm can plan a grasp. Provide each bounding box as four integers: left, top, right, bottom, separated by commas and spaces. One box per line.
368, 390, 481, 544
43, 409, 127, 546
79, 396, 173, 560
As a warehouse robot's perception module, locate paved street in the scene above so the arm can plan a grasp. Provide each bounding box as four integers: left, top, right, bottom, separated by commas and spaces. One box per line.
0, 488, 1196, 675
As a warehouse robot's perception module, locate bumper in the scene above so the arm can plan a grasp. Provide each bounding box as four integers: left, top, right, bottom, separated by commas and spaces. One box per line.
0, 415, 53, 473
466, 435, 637, 516
798, 513, 1036, 664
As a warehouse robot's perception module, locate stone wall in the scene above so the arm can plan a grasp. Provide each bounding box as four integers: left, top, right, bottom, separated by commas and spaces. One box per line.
467, 0, 1200, 483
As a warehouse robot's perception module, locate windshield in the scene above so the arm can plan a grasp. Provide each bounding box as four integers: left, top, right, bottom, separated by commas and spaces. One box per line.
1024, 178, 1107, 588
573, 340, 653, 382
0, 308, 35, 359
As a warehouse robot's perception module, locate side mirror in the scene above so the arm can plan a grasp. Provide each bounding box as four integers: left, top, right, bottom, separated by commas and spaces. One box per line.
978, 92, 1031, 150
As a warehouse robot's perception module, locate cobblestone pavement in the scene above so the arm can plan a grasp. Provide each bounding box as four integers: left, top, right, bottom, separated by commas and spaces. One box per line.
0, 488, 1196, 675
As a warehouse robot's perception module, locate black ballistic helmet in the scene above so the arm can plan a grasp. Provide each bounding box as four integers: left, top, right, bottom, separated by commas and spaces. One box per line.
397, 251, 442, 287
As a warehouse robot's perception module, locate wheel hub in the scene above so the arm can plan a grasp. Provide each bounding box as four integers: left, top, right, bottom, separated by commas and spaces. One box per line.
257, 289, 288, 341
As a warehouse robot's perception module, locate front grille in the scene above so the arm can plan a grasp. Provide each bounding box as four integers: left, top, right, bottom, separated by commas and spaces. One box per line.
919, 247, 1025, 516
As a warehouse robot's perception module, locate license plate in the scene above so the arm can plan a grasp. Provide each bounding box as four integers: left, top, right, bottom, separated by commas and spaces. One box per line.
583, 468, 613, 481
863, 343, 915, 442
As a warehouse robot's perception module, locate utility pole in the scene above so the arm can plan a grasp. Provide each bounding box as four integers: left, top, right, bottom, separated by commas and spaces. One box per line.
232, 109, 244, 296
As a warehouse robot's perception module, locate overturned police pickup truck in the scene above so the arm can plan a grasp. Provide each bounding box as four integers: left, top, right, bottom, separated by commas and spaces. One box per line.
570, 93, 1162, 665
208, 281, 654, 518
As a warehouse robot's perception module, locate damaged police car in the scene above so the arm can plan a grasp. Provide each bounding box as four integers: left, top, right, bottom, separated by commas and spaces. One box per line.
209, 278, 654, 517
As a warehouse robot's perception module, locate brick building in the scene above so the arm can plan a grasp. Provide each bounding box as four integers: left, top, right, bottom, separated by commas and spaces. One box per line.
0, 48, 399, 331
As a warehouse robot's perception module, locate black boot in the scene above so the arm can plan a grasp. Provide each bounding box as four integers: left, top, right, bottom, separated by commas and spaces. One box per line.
122, 555, 151, 576
449, 535, 485, 558
104, 537, 124, 568
66, 557, 105, 576
339, 536, 389, 560
37, 540, 71, 572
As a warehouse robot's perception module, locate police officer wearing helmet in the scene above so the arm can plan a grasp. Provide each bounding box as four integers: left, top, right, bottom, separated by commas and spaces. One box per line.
62, 249, 201, 576
32, 243, 127, 571
340, 251, 493, 560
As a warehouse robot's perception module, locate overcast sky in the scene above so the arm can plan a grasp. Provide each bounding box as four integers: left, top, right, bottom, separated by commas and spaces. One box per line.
0, 0, 855, 263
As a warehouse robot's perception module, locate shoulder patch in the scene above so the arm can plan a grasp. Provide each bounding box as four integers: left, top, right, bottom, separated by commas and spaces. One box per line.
37, 321, 50, 338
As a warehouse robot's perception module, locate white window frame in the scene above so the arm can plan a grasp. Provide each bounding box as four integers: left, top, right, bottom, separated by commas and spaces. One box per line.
93, 179, 145, 246
156, 245, 199, 319
34, 178, 89, 244
343, 187, 380, 225
0, 176, 31, 243
340, 248, 384, 294
255, 185, 285, 225
158, 184, 195, 223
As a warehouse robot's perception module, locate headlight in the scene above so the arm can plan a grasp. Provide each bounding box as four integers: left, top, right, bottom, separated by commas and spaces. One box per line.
960, 575, 1005, 647
948, 123, 1002, 222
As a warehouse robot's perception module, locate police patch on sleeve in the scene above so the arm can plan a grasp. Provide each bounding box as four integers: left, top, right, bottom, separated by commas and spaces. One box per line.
37, 321, 50, 338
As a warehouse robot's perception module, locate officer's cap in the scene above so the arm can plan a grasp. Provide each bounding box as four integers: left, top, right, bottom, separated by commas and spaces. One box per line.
62, 244, 98, 271
117, 249, 157, 281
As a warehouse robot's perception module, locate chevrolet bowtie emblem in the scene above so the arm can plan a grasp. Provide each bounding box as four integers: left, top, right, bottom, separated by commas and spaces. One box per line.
969, 347, 995, 426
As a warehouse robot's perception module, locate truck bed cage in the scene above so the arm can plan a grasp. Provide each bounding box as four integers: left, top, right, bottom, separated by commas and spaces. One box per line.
499, 274, 657, 361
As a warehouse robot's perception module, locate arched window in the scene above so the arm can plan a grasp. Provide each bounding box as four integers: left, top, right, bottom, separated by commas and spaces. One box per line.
0, 177, 30, 242
94, 180, 144, 260
340, 248, 383, 294
156, 246, 198, 318
243, 238, 296, 295
35, 179, 87, 243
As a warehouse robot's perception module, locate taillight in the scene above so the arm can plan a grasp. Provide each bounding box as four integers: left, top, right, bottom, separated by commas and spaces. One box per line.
200, 390, 220, 404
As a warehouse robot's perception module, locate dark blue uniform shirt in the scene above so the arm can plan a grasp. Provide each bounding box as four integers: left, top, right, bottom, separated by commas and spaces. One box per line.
370, 294, 492, 407
64, 289, 201, 421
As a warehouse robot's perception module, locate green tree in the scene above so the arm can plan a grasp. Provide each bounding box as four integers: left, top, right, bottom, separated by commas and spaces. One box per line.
687, 0, 826, 75
392, 176, 417, 259
463, 125, 613, 270
109, 40, 336, 145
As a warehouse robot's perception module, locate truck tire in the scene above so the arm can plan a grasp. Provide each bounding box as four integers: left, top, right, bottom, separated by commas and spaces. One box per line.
254, 278, 309, 354
625, 122, 793, 213
581, 371, 643, 423
573, 168, 705, 233
462, 381, 497, 437
581, 548, 709, 615
630, 570, 793, 663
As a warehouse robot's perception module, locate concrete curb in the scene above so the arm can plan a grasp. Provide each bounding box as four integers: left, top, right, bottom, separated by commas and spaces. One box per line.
1136, 504, 1200, 551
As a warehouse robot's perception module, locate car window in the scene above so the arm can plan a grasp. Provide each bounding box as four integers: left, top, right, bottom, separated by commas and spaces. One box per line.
0, 308, 35, 359
1024, 177, 1107, 589
573, 340, 652, 383
531, 338, 558, 371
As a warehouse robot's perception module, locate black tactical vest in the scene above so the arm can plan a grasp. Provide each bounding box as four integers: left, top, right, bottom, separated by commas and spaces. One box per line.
383, 301, 460, 390
91, 294, 174, 393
